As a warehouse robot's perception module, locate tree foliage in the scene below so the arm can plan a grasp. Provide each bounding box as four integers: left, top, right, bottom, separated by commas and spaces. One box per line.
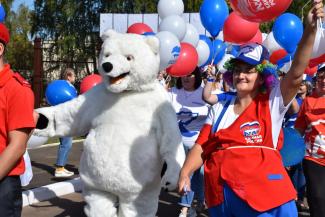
5, 5, 34, 73
1, 1, 34, 76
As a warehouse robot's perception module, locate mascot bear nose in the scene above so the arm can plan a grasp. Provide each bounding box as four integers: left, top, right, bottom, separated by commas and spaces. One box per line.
102, 62, 113, 73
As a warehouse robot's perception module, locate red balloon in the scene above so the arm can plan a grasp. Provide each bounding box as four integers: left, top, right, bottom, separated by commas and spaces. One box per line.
269, 49, 287, 64
248, 29, 262, 44
230, 0, 293, 22
127, 23, 153, 35
166, 43, 198, 77
309, 53, 325, 68
305, 66, 318, 76
223, 12, 259, 44
80, 74, 103, 94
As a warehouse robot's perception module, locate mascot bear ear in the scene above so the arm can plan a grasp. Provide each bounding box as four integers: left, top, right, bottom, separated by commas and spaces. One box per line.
101, 29, 118, 41
145, 36, 159, 55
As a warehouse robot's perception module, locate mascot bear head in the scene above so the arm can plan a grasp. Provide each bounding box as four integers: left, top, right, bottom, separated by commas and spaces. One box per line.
99, 30, 160, 93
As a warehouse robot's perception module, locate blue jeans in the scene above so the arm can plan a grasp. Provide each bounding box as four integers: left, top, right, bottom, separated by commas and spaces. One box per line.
179, 146, 204, 207
0, 176, 22, 217
56, 137, 73, 167
288, 163, 306, 201
208, 184, 298, 217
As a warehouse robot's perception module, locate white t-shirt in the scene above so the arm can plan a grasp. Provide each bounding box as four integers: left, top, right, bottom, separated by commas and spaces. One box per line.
205, 83, 291, 148
169, 86, 210, 148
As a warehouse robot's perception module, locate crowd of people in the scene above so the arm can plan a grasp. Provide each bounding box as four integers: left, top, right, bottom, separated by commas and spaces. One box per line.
0, 1, 324, 217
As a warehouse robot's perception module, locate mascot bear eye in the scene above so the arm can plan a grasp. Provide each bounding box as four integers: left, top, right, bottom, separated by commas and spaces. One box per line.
126, 55, 134, 61
105, 53, 110, 58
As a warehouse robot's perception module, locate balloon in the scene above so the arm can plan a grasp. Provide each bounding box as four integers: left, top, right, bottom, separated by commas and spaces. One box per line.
159, 15, 186, 41
27, 135, 49, 149
45, 80, 77, 106
142, 32, 156, 36
80, 74, 103, 94
182, 23, 199, 47
312, 27, 325, 58
273, 13, 303, 54
210, 39, 227, 65
280, 127, 306, 167
197, 35, 213, 67
309, 53, 325, 68
223, 12, 259, 44
270, 49, 287, 64
158, 0, 184, 19
248, 29, 262, 44
262, 32, 282, 54
305, 66, 318, 76
200, 0, 229, 37
156, 31, 181, 70
166, 43, 199, 77
0, 4, 5, 22
229, 0, 293, 22
127, 23, 153, 35
196, 40, 211, 67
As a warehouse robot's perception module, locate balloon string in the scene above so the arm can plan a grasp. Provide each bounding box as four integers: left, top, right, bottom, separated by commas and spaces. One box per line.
318, 19, 324, 38
210, 38, 215, 66
301, 0, 312, 21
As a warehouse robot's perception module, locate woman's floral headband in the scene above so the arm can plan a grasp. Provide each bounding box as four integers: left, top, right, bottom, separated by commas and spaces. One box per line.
224, 59, 278, 78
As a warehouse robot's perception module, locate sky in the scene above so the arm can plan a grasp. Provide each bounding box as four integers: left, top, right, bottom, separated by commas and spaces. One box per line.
12, 0, 34, 12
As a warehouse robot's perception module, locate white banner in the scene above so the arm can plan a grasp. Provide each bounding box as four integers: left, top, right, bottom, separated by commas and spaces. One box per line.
100, 13, 208, 37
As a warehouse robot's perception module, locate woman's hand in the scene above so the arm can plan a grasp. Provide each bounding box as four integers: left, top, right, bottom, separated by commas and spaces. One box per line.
178, 173, 191, 195
306, 0, 324, 29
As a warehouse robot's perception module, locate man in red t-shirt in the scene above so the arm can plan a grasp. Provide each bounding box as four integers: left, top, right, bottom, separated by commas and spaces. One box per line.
0, 23, 35, 216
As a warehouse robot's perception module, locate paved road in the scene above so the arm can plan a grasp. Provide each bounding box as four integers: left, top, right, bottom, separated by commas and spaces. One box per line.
22, 141, 309, 217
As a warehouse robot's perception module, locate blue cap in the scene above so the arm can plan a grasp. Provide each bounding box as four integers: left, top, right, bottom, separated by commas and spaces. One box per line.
233, 43, 270, 66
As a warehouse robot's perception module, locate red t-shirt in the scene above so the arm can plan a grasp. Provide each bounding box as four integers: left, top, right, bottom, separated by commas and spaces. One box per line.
295, 93, 325, 166
0, 64, 35, 176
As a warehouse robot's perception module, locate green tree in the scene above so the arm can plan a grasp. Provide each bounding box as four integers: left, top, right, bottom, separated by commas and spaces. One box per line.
5, 5, 34, 74
31, 0, 102, 78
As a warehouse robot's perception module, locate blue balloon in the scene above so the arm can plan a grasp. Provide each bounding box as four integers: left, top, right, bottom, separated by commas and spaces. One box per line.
0, 4, 5, 22
200, 0, 229, 38
142, 32, 156, 36
45, 80, 77, 106
210, 39, 227, 65
199, 35, 213, 66
280, 127, 306, 167
273, 13, 303, 54
276, 51, 295, 69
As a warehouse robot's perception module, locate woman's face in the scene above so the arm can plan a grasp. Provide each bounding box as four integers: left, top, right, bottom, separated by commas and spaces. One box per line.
181, 74, 196, 91
316, 71, 325, 95
232, 61, 263, 94
298, 82, 307, 95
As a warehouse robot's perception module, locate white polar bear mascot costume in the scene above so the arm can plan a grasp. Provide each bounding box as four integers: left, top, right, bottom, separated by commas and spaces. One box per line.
35, 30, 185, 217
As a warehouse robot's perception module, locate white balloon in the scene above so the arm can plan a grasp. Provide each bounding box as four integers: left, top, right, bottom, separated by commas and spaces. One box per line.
196, 40, 210, 67
279, 61, 291, 73
182, 23, 199, 47
158, 0, 184, 19
217, 54, 235, 73
156, 31, 181, 70
312, 27, 325, 58
27, 134, 49, 149
159, 15, 186, 41
262, 33, 268, 42
262, 32, 282, 54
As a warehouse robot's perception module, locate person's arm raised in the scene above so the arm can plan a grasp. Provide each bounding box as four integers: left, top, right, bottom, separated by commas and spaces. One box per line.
281, 0, 324, 106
